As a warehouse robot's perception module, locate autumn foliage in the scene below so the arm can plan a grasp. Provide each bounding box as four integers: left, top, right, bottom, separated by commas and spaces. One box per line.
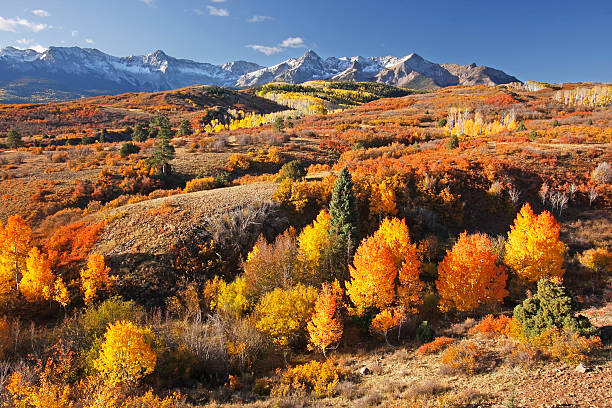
20, 247, 55, 303
436, 232, 508, 312
0, 215, 32, 295
80, 253, 113, 304
504, 203, 566, 282
307, 281, 344, 356
94, 320, 157, 386
346, 217, 423, 315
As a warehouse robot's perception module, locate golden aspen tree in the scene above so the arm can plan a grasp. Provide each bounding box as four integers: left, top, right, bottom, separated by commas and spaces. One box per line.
0, 215, 32, 294
53, 277, 70, 308
297, 209, 334, 283
504, 203, 566, 282
80, 253, 112, 304
436, 232, 508, 312
255, 284, 318, 347
307, 281, 344, 356
345, 234, 396, 314
20, 247, 55, 303
93, 321, 156, 385
298, 210, 332, 268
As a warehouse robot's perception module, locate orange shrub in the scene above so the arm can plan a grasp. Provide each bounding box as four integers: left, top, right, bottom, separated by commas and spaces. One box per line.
417, 336, 454, 355
440, 340, 485, 374
468, 315, 513, 337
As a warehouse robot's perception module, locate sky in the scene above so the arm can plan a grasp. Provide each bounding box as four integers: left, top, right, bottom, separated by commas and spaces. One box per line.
0, 0, 611, 83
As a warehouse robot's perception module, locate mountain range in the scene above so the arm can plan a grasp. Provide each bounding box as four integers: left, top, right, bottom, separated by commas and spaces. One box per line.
0, 46, 520, 103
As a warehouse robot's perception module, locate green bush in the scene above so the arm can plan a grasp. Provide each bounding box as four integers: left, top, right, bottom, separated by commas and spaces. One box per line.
276, 160, 307, 182
416, 321, 436, 343
6, 130, 24, 148
80, 297, 143, 339
513, 279, 596, 338
438, 118, 447, 127
120, 142, 141, 157
529, 130, 537, 141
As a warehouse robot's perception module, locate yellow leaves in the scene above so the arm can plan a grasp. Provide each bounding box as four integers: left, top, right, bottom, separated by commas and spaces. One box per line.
307, 282, 343, 356
504, 203, 566, 282
0, 215, 32, 295
183, 176, 216, 193
210, 275, 252, 318
369, 180, 398, 217
272, 358, 343, 398
273, 178, 310, 212
254, 284, 318, 347
53, 277, 70, 307
7, 371, 72, 408
436, 232, 508, 312
346, 234, 397, 313
20, 246, 55, 303
578, 248, 612, 276
81, 253, 113, 304
93, 321, 156, 386
298, 209, 332, 274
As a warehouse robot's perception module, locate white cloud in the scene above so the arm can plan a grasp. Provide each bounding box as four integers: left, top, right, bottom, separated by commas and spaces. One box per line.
210, 0, 227, 2
71, 30, 79, 37
279, 37, 304, 48
0, 16, 48, 32
138, 0, 154, 5
16, 38, 32, 45
246, 44, 282, 56
247, 36, 306, 55
85, 38, 94, 44
32, 9, 50, 17
207, 6, 229, 16
248, 15, 273, 23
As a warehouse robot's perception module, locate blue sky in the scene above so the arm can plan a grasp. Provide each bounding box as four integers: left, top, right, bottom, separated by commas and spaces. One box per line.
1, 0, 611, 83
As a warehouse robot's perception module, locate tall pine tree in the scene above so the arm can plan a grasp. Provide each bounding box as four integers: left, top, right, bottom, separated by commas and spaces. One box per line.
329, 167, 360, 270
147, 115, 175, 177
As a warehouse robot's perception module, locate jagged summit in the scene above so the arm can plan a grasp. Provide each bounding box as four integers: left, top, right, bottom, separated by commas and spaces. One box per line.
0, 46, 520, 103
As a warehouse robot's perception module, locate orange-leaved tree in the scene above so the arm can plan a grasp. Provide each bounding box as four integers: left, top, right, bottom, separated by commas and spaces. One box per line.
307, 281, 344, 356
93, 320, 156, 386
370, 306, 406, 346
504, 203, 566, 282
0, 215, 32, 294
80, 253, 113, 304
20, 247, 55, 303
436, 232, 508, 312
346, 217, 423, 315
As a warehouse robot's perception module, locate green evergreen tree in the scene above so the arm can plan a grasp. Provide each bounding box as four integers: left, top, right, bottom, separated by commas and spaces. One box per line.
132, 123, 149, 142
99, 128, 108, 143
147, 117, 175, 177
7, 130, 24, 148
177, 119, 193, 136
513, 279, 596, 338
329, 166, 360, 261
